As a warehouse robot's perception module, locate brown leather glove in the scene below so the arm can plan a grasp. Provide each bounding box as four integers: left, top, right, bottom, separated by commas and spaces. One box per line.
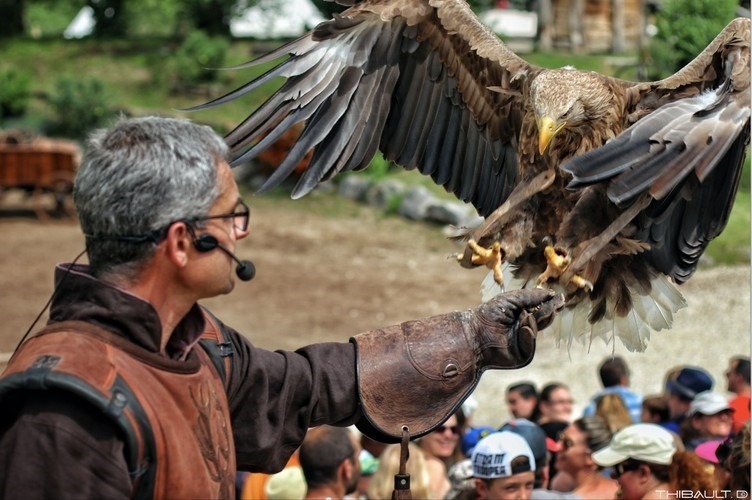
352, 289, 563, 442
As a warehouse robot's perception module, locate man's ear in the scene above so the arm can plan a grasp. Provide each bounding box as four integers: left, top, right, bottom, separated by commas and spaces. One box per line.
341, 456, 354, 482
165, 222, 192, 269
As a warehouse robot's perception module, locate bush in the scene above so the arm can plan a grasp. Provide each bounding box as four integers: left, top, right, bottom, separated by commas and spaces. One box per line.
647, 0, 736, 79
46, 76, 112, 138
0, 67, 32, 120
171, 30, 229, 87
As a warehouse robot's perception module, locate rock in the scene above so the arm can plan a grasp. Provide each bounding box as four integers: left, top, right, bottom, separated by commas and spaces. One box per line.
398, 185, 436, 220
366, 179, 405, 208
426, 200, 473, 226
337, 176, 372, 202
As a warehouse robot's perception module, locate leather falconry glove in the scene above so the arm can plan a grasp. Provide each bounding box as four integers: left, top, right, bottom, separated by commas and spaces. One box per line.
352, 288, 564, 442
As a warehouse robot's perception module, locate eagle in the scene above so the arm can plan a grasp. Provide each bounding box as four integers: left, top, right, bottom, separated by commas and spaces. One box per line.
193, 1, 751, 352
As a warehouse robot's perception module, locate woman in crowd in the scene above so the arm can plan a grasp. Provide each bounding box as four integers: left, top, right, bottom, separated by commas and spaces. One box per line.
680, 391, 734, 450
366, 443, 431, 499
417, 411, 463, 499
595, 393, 633, 434
506, 382, 539, 421
553, 416, 618, 499
534, 382, 574, 483
641, 394, 670, 424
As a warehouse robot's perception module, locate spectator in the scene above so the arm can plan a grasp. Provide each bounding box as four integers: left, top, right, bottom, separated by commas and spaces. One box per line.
461, 426, 496, 458
668, 450, 719, 496
720, 422, 751, 495
471, 431, 536, 500
299, 426, 360, 499
681, 391, 734, 450
583, 356, 642, 423
365, 443, 431, 500
418, 412, 461, 498
591, 423, 677, 499
725, 356, 751, 432
553, 417, 617, 499
446, 459, 476, 500
694, 439, 731, 491
595, 393, 633, 434
507, 382, 540, 421
499, 418, 579, 499
265, 466, 306, 500
641, 394, 670, 424
663, 366, 714, 433
535, 383, 574, 482
356, 433, 386, 499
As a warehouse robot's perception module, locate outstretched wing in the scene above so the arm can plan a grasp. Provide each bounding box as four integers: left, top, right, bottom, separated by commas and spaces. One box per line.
562, 17, 750, 282
193, 0, 542, 217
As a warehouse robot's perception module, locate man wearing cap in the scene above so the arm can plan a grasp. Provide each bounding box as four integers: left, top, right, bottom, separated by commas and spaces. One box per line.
663, 366, 714, 433
684, 391, 734, 450
591, 423, 677, 500
725, 356, 751, 432
500, 419, 581, 500
471, 431, 537, 500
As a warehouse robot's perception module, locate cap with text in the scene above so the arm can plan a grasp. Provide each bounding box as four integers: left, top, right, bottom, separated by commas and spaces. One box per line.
471, 431, 536, 479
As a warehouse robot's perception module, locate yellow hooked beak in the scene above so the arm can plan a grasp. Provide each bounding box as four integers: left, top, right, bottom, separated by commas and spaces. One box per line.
537, 116, 566, 155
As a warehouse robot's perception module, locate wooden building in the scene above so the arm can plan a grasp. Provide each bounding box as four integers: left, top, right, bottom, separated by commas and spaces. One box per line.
538, 0, 646, 53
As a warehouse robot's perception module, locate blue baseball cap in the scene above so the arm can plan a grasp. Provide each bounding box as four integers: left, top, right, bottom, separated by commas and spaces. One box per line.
461, 426, 495, 457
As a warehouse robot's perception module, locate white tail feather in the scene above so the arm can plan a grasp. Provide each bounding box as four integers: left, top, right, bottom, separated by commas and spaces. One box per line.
480, 269, 686, 353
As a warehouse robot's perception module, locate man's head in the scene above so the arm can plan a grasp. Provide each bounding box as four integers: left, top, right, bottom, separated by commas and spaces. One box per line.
591, 423, 676, 500
299, 426, 360, 496
74, 116, 229, 280
499, 419, 552, 489
666, 367, 713, 419
688, 391, 734, 439
726, 356, 751, 394
471, 431, 536, 500
599, 356, 629, 388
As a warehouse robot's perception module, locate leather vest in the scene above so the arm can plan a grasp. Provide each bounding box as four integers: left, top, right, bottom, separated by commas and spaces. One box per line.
0, 311, 236, 499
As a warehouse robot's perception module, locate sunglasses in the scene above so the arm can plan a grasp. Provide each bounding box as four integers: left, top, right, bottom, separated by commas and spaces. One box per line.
434, 425, 460, 436
612, 461, 641, 479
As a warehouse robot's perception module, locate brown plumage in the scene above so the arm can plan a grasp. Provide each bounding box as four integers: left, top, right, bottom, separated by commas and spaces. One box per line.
193, 1, 750, 351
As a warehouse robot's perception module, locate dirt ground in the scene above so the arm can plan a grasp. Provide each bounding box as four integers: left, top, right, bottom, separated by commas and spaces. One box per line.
0, 190, 749, 427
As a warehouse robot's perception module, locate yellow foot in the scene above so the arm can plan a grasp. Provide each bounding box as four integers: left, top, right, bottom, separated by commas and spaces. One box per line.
460, 239, 504, 286
537, 245, 593, 292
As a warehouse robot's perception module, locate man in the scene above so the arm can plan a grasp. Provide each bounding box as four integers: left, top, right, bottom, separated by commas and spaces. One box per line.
726, 355, 751, 432
582, 356, 642, 422
591, 423, 676, 500
0, 116, 561, 498
662, 366, 713, 433
499, 418, 580, 499
299, 426, 360, 499
472, 431, 537, 500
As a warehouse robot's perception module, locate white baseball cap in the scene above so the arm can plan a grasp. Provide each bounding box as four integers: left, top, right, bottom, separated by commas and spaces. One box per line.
591, 424, 676, 467
688, 391, 733, 417
471, 431, 536, 479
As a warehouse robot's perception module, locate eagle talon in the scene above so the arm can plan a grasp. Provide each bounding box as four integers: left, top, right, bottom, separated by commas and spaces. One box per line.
462, 239, 505, 286
538, 245, 591, 291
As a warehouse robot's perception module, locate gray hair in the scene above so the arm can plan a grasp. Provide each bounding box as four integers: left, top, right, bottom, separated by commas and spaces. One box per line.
74, 115, 228, 279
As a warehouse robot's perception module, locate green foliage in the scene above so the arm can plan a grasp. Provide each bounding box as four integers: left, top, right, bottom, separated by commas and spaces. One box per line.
170, 30, 229, 87
46, 75, 113, 138
0, 67, 32, 120
647, 0, 736, 78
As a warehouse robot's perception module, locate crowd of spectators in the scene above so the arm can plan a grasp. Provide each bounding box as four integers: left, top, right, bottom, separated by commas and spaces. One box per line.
236, 354, 750, 499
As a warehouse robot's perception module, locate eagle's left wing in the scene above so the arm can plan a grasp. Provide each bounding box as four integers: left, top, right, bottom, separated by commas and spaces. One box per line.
192, 0, 543, 217
562, 17, 750, 282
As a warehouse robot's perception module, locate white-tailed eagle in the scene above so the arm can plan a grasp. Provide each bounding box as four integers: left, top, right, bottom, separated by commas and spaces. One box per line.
193, 1, 750, 352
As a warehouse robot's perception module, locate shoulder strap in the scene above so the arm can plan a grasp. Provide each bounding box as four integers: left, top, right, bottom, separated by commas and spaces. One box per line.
197, 308, 235, 391
0, 329, 157, 499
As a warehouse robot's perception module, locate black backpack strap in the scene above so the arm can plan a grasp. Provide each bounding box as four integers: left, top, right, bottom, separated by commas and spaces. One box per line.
0, 363, 157, 499
197, 307, 235, 390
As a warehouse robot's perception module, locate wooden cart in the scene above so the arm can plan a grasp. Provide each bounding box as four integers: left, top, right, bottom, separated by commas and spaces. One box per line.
0, 138, 80, 220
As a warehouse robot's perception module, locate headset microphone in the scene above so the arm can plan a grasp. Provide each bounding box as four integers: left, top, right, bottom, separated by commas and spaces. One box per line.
193, 234, 256, 282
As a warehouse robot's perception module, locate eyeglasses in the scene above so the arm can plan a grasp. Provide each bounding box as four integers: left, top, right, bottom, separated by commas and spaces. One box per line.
549, 399, 574, 406
612, 461, 641, 479
434, 425, 460, 436
188, 199, 250, 233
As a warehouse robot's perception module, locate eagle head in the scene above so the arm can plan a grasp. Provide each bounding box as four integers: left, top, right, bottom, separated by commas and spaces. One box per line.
530, 69, 613, 155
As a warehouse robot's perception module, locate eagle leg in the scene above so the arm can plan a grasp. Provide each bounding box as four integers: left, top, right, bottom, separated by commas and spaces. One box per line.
459, 239, 505, 286
537, 244, 593, 292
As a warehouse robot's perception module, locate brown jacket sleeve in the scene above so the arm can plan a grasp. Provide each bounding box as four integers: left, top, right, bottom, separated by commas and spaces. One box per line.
221, 323, 362, 472
0, 390, 132, 499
